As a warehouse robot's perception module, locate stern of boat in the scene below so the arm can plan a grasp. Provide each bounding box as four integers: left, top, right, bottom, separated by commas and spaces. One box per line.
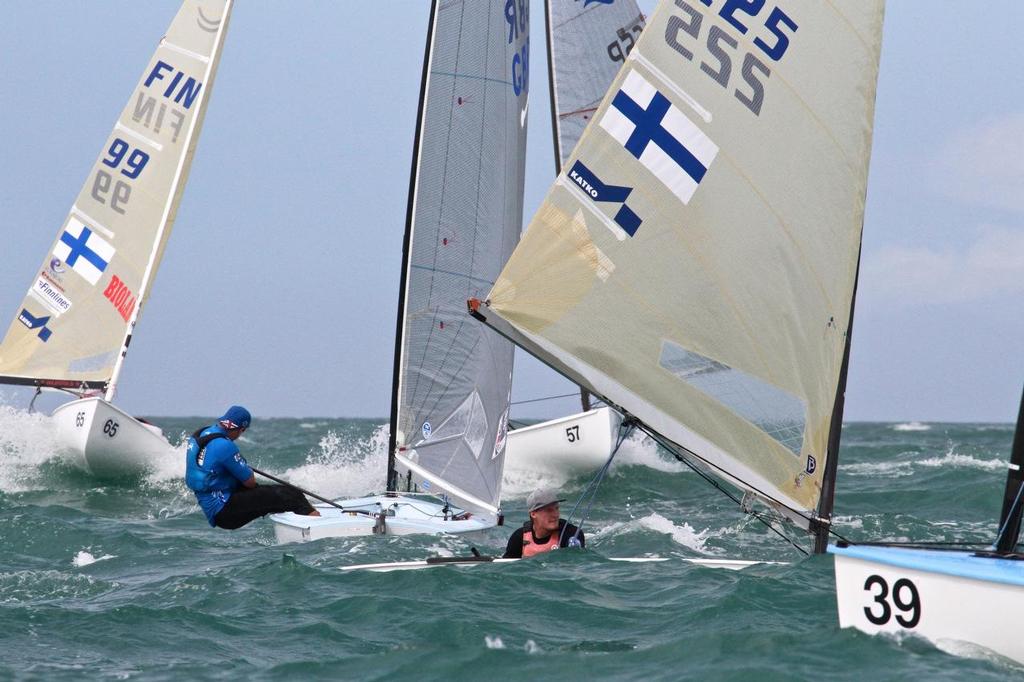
270, 494, 498, 543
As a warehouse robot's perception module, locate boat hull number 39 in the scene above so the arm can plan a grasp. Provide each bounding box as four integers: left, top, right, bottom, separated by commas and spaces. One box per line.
863, 574, 921, 628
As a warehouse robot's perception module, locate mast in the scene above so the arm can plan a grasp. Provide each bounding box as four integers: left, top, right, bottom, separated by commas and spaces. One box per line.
543, 0, 590, 413
386, 0, 439, 492
814, 251, 862, 554
995, 384, 1024, 554
105, 0, 234, 402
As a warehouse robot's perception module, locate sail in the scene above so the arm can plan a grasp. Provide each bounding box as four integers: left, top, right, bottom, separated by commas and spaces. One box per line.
0, 0, 232, 395
476, 0, 884, 519
388, 0, 530, 514
545, 0, 645, 169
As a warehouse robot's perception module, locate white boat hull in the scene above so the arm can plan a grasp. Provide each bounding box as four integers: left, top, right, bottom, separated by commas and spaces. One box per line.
270, 494, 497, 543
505, 406, 622, 473
52, 397, 173, 476
830, 544, 1024, 664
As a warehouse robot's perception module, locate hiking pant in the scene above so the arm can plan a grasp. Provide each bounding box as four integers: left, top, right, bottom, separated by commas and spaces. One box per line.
214, 484, 316, 530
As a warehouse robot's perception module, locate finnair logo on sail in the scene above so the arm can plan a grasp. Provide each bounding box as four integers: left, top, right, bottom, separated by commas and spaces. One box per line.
600, 70, 719, 205
577, 0, 615, 6
567, 160, 642, 237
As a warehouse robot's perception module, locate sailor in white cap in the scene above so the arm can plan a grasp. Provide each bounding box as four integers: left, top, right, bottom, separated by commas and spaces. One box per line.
503, 487, 585, 558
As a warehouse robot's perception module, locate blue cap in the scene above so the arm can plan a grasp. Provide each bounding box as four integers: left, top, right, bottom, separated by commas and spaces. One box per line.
218, 405, 251, 430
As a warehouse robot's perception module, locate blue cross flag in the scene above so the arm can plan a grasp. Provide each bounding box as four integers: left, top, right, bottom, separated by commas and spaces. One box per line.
52, 217, 115, 286
600, 70, 718, 205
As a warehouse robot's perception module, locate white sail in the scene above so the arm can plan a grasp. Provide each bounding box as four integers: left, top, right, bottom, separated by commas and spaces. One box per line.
545, 0, 645, 168
0, 1, 232, 396
388, 0, 531, 514
475, 0, 884, 523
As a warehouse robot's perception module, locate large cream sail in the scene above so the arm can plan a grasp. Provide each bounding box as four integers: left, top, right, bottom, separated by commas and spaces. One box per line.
388, 0, 530, 514
476, 0, 884, 522
0, 1, 232, 395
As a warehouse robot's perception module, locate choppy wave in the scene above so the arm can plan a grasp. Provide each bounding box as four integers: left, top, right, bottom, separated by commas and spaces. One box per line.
282, 423, 389, 499
893, 422, 931, 432
72, 550, 116, 567
0, 404, 64, 493
916, 452, 1004, 471
593, 512, 711, 554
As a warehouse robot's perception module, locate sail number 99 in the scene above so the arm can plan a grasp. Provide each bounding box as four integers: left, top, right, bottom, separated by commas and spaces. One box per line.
863, 575, 921, 628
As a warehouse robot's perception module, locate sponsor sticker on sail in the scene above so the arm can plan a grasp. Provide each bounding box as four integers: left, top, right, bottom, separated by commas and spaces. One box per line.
29, 273, 72, 316
52, 217, 115, 286
599, 70, 718, 205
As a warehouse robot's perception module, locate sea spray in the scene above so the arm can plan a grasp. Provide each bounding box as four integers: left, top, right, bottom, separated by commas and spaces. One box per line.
0, 404, 64, 493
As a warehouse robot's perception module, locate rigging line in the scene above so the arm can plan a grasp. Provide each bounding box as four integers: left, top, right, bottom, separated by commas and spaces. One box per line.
560, 419, 636, 547
993, 481, 1024, 551
511, 392, 587, 406
639, 425, 809, 557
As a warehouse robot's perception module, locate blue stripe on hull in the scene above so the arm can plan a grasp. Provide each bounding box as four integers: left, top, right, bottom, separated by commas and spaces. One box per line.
829, 544, 1024, 588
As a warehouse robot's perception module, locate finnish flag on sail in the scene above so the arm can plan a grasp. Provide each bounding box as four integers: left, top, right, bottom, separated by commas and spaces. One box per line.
599, 70, 718, 205
52, 217, 115, 286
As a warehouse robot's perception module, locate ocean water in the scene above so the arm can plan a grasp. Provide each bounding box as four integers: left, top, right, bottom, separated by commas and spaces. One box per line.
0, 406, 1020, 681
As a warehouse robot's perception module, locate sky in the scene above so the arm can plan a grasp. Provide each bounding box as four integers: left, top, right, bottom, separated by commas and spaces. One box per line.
1, 1, 1022, 422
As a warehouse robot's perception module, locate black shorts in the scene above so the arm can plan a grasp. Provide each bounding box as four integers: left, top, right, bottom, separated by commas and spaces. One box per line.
214, 484, 316, 530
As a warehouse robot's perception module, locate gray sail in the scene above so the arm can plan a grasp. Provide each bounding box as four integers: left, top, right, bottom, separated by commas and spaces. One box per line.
389, 0, 530, 514
546, 0, 645, 168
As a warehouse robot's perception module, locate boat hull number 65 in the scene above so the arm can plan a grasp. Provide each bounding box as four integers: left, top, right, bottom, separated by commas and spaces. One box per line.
103, 419, 119, 438
863, 574, 920, 628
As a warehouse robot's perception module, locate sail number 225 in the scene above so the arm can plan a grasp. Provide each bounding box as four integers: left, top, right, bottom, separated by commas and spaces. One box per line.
665, 0, 798, 117
863, 575, 921, 628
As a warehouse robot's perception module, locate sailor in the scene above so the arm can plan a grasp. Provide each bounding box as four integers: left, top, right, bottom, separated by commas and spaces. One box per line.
185, 405, 321, 529
503, 487, 585, 558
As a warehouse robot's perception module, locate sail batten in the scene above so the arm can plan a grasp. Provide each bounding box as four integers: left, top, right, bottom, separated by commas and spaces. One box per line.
0, 0, 232, 393
480, 0, 885, 522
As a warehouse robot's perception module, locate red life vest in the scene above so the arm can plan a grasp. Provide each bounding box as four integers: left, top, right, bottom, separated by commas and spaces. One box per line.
522, 528, 561, 557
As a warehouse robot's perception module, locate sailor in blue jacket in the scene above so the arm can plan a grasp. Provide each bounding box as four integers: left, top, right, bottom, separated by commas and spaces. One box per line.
185, 405, 320, 529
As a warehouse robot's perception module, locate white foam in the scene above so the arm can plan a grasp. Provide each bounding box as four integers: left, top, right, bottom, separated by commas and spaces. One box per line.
893, 422, 931, 432
72, 550, 115, 567
0, 402, 64, 492
593, 512, 711, 553
281, 423, 390, 499
485, 636, 505, 650
917, 452, 1004, 471
612, 431, 687, 474
524, 640, 541, 654
839, 461, 914, 477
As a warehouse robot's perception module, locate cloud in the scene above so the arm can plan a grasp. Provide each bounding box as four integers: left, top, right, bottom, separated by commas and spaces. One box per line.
860, 225, 1024, 306
926, 112, 1024, 213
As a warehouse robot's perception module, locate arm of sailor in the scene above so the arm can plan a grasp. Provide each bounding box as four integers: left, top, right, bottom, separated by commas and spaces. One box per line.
224, 449, 255, 488
503, 527, 524, 559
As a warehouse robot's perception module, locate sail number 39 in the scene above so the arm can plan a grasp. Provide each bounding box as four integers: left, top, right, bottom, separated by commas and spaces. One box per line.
863, 575, 920, 628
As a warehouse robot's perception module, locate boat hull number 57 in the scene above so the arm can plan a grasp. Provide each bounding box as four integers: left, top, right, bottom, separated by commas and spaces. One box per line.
566, 425, 580, 443
863, 574, 920, 628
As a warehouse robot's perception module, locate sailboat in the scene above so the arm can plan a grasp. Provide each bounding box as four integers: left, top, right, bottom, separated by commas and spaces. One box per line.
830, 385, 1024, 663
271, 0, 530, 542
0, 0, 233, 476
503, 0, 646, 474
469, 0, 885, 554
